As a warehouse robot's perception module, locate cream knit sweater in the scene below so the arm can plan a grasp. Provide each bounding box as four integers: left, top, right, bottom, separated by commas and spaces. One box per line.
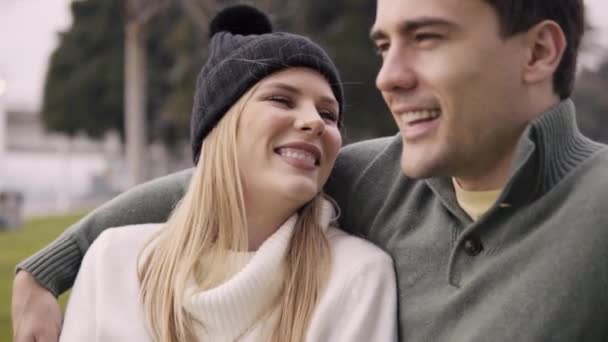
60, 201, 397, 341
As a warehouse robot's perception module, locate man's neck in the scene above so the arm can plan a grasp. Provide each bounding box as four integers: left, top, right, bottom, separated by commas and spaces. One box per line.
455, 96, 562, 191
453, 137, 518, 191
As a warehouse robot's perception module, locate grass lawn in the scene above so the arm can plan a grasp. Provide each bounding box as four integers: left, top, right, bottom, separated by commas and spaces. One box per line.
0, 212, 85, 342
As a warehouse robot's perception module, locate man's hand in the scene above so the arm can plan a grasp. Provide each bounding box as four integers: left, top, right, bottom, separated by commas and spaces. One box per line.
12, 271, 62, 342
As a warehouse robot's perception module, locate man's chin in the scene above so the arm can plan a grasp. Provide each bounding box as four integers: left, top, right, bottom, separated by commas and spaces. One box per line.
400, 155, 444, 179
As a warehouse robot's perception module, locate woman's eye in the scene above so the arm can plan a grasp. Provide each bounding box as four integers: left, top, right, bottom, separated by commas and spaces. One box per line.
319, 110, 339, 124
268, 96, 292, 106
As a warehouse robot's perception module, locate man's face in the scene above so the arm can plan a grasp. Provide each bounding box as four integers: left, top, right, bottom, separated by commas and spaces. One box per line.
371, 0, 533, 182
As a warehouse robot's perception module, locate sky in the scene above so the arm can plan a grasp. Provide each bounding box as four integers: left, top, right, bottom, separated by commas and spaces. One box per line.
0, 0, 607, 112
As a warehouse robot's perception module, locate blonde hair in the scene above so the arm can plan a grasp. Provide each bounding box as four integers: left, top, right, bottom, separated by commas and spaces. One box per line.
138, 86, 332, 342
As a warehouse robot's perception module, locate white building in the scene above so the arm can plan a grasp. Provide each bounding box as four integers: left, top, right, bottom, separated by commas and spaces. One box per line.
0, 108, 192, 219
0, 101, 127, 217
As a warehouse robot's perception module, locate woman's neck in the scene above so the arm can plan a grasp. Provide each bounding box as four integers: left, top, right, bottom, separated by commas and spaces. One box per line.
244, 196, 300, 251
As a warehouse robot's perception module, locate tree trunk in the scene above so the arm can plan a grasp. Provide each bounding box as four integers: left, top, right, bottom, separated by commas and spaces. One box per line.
124, 21, 147, 186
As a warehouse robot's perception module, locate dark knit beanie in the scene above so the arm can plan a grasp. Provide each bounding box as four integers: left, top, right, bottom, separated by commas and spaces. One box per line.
190, 4, 344, 164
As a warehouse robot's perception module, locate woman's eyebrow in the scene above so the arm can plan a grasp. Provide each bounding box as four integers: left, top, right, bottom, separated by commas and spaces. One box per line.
261, 82, 300, 94
261, 82, 338, 108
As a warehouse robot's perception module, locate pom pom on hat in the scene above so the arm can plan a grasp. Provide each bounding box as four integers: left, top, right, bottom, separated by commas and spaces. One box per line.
209, 4, 273, 37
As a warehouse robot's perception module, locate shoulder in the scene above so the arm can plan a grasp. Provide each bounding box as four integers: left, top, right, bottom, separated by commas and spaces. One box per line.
85, 223, 163, 268
336, 135, 400, 168
563, 148, 608, 221
307, 228, 398, 342
341, 135, 396, 153
66, 225, 162, 337
312, 228, 396, 326
96, 223, 163, 249
326, 135, 403, 211
75, 224, 164, 298
325, 227, 394, 278
563, 147, 608, 203
580, 147, 608, 179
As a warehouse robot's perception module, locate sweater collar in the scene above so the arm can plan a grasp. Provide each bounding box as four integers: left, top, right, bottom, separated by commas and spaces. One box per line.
426, 99, 605, 221
183, 198, 336, 340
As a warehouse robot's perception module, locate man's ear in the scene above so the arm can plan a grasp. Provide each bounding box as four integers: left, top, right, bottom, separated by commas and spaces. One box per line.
522, 20, 566, 85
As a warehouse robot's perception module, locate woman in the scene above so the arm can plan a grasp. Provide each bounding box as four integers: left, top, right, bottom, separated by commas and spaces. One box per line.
59, 5, 396, 342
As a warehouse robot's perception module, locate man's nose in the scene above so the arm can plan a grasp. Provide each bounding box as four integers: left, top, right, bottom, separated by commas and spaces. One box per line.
376, 48, 417, 93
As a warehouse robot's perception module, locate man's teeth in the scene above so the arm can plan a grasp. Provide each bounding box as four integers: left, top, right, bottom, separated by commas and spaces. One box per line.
401, 109, 441, 124
277, 148, 317, 164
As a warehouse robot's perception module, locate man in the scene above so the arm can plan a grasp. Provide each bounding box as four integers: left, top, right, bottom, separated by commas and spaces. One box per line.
13, 0, 608, 341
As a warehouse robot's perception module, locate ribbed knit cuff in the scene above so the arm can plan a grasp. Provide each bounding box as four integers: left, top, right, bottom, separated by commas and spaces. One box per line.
16, 233, 83, 297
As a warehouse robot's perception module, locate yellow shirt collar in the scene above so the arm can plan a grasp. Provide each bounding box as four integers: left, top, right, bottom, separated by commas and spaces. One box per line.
452, 179, 502, 221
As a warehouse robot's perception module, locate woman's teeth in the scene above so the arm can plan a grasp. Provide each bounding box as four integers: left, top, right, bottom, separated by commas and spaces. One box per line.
277, 148, 317, 165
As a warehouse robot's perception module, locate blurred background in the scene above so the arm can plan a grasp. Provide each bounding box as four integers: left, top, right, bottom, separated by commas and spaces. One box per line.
0, 0, 607, 219
0, 0, 607, 339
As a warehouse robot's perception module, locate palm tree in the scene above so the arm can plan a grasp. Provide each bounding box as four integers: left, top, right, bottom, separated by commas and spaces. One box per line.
124, 0, 169, 185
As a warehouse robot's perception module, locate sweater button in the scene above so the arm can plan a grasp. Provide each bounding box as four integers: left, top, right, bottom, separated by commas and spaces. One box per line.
463, 236, 483, 256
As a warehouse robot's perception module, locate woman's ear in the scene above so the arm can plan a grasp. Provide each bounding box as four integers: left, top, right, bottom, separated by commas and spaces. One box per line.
521, 20, 567, 85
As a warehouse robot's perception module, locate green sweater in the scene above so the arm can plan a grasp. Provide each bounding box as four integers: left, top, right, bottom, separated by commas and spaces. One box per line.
20, 100, 608, 341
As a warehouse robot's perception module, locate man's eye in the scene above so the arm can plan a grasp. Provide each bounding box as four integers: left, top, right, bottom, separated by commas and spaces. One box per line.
414, 32, 443, 42
374, 42, 389, 57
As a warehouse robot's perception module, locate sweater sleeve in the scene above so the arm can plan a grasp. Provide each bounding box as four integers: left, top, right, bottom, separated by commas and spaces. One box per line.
307, 253, 398, 342
58, 230, 108, 342
16, 169, 193, 296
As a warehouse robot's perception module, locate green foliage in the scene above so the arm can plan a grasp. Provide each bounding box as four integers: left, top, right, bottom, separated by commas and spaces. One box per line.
42, 0, 202, 146
0, 212, 85, 342
41, 0, 395, 147
42, 0, 124, 138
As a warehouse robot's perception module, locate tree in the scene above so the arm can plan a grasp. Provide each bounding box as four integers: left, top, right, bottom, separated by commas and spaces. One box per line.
42, 0, 125, 138
41, 0, 203, 145
42, 0, 395, 151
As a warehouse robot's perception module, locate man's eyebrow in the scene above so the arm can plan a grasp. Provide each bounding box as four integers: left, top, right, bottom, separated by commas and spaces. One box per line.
369, 27, 387, 42
402, 17, 457, 32
370, 17, 457, 41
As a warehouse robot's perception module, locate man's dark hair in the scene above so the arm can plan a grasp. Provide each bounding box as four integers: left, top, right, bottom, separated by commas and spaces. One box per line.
484, 0, 585, 99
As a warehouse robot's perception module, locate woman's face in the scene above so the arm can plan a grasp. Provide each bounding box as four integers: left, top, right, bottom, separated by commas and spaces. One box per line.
236, 67, 342, 206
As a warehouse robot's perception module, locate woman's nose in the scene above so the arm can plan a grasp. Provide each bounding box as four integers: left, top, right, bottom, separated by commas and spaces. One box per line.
295, 108, 325, 136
